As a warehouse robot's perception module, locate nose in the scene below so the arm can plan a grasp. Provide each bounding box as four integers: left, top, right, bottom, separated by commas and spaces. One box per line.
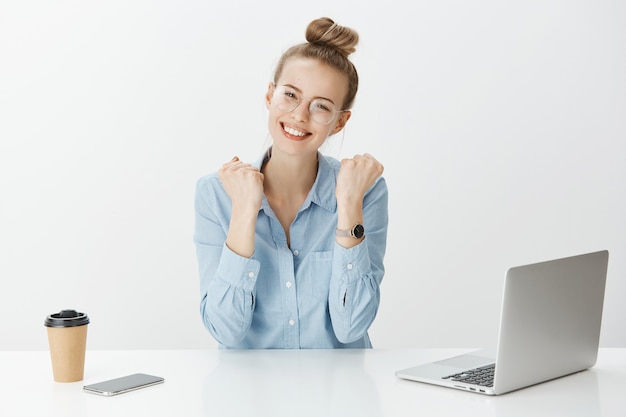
290, 98, 310, 122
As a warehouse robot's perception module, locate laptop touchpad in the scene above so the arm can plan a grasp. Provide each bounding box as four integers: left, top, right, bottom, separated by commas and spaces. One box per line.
436, 354, 493, 369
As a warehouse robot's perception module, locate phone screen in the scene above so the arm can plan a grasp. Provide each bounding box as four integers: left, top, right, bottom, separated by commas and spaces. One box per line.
83, 373, 164, 396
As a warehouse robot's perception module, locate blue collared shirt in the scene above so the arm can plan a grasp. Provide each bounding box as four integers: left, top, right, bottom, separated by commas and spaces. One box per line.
194, 151, 388, 349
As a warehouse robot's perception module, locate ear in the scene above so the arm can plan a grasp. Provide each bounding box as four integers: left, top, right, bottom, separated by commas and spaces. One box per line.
265, 83, 274, 110
331, 111, 351, 135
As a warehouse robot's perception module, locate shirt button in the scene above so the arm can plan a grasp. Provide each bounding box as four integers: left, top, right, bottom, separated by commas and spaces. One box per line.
286, 281, 292, 288
289, 319, 295, 326
248, 272, 255, 278
293, 250, 299, 256
347, 263, 353, 270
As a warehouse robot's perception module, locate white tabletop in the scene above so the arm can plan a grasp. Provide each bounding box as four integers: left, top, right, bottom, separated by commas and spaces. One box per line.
1, 348, 625, 417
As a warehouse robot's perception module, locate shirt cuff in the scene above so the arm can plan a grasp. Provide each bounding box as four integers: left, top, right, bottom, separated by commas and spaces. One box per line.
216, 244, 261, 291
333, 238, 371, 284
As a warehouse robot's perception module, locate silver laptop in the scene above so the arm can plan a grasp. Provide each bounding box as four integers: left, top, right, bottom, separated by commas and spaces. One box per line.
396, 250, 609, 395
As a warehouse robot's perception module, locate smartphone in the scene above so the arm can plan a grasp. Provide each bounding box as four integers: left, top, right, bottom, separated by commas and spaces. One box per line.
83, 373, 164, 396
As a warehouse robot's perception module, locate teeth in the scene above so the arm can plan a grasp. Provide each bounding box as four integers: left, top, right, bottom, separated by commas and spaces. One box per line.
284, 126, 306, 137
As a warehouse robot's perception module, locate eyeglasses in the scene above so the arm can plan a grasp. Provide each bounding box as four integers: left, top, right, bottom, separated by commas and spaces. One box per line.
271, 84, 347, 125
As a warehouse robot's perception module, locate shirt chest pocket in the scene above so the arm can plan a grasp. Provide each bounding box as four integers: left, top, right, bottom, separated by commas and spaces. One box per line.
297, 251, 332, 305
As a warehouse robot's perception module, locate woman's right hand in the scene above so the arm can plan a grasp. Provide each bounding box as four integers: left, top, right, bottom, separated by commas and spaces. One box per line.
218, 156, 264, 214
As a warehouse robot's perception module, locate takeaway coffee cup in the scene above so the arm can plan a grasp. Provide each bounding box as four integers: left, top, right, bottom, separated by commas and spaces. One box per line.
44, 309, 90, 382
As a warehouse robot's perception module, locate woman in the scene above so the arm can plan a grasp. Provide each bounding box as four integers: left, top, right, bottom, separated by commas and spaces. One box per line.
194, 17, 388, 348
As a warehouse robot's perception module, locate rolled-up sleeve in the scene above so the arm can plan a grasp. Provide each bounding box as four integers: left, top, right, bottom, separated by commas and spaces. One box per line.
329, 177, 388, 343
194, 176, 260, 346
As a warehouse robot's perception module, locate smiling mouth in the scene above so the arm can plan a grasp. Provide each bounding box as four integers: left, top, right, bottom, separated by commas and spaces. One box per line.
282, 123, 310, 139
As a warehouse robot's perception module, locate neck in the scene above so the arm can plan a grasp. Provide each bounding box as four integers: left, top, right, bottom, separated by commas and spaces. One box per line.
262, 149, 318, 197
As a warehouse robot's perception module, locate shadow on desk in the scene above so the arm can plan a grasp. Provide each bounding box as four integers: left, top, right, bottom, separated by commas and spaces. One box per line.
492, 370, 600, 416
202, 349, 382, 417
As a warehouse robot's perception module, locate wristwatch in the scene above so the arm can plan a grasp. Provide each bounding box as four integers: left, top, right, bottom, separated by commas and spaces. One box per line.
335, 223, 365, 239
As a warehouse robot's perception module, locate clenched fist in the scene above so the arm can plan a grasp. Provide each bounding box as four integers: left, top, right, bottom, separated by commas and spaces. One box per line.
336, 153, 384, 205
218, 156, 264, 214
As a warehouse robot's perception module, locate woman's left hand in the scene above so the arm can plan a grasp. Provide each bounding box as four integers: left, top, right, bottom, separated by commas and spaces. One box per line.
335, 153, 384, 205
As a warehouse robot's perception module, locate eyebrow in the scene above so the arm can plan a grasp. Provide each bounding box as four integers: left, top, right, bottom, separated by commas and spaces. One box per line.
281, 83, 336, 105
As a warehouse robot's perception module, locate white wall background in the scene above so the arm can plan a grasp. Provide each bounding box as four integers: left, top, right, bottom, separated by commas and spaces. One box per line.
1, 0, 624, 351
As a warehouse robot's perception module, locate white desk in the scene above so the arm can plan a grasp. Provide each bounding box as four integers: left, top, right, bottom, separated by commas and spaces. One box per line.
1, 348, 625, 416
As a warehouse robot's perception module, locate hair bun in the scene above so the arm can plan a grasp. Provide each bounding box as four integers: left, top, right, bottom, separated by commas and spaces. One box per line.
305, 17, 359, 57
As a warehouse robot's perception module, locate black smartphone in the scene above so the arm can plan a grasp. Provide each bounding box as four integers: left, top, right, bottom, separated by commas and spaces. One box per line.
83, 373, 164, 396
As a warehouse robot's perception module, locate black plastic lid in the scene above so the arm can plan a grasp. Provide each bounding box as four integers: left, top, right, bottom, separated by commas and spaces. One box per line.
44, 310, 90, 328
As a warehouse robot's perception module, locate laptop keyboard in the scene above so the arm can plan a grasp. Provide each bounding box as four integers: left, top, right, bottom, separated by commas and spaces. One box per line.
442, 364, 495, 387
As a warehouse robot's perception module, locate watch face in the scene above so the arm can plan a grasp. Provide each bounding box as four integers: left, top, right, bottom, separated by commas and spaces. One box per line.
353, 224, 365, 239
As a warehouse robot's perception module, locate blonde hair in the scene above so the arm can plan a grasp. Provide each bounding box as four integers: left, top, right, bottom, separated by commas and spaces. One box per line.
273, 17, 359, 110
